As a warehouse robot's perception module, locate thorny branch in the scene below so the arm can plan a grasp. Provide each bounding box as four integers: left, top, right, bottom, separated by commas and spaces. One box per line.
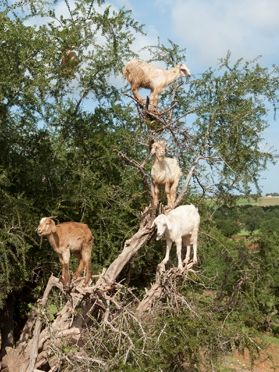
118, 151, 152, 196
175, 154, 220, 207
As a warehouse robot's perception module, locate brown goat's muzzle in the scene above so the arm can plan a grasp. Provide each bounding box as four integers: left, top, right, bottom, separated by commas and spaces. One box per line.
36, 227, 43, 236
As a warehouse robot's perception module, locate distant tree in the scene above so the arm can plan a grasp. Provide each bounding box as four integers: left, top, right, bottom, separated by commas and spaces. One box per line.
259, 216, 279, 235
213, 206, 241, 236
239, 206, 265, 232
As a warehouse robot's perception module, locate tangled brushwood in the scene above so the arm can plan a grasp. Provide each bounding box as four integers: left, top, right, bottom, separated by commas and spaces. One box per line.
1, 200, 204, 371
1, 253, 262, 371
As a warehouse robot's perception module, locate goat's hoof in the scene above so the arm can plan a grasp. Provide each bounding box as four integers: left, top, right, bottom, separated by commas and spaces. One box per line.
63, 283, 71, 292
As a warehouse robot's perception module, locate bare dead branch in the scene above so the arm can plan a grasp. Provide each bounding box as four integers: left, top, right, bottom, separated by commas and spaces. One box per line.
137, 262, 195, 315
96, 207, 155, 290
174, 155, 202, 207
26, 276, 63, 372
118, 151, 152, 196
175, 154, 221, 207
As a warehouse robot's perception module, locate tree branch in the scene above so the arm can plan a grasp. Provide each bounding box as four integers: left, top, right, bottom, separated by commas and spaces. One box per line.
26, 276, 63, 372
118, 151, 152, 197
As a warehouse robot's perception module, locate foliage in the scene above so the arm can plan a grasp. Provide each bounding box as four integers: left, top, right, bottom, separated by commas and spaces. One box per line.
36, 205, 279, 371
0, 0, 278, 368
201, 224, 279, 333
214, 204, 279, 236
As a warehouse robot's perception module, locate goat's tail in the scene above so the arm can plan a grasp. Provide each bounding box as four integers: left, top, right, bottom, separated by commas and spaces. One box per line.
123, 65, 129, 78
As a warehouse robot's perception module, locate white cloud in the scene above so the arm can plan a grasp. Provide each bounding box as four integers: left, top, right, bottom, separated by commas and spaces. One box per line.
170, 0, 279, 69
154, 0, 173, 12
113, 0, 134, 10
24, 0, 75, 27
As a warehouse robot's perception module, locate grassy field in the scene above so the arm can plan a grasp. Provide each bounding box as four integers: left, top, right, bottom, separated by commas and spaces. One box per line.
236, 196, 279, 207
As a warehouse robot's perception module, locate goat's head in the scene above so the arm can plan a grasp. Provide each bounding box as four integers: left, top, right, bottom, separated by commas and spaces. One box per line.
152, 214, 169, 240
178, 63, 191, 77
151, 140, 166, 159
37, 217, 56, 236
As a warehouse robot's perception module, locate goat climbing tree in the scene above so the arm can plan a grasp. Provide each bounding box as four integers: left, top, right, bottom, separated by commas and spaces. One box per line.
1, 1, 278, 371
1, 82, 202, 371
4, 54, 275, 368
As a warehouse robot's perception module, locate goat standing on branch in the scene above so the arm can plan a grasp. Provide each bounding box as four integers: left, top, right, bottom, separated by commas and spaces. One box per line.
123, 59, 191, 110
37, 217, 93, 286
152, 204, 200, 270
151, 140, 182, 209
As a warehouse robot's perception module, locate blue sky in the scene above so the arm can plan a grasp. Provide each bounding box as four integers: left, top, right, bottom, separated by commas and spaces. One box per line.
110, 0, 278, 194
26, 0, 279, 194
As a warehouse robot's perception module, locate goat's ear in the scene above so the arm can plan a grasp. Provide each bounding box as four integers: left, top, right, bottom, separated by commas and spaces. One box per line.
50, 221, 57, 233
166, 218, 172, 232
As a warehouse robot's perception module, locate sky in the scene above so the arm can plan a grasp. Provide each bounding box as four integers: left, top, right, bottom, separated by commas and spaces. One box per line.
110, 0, 279, 194
23, 0, 279, 194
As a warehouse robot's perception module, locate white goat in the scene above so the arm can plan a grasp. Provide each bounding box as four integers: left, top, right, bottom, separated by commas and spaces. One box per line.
152, 204, 200, 270
151, 140, 182, 209
37, 217, 93, 286
123, 59, 191, 108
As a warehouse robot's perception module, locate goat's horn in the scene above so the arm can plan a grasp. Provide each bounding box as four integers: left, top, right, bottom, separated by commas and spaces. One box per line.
149, 139, 155, 152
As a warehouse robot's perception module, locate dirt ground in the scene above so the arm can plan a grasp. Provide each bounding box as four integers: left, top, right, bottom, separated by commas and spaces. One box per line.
220, 337, 279, 371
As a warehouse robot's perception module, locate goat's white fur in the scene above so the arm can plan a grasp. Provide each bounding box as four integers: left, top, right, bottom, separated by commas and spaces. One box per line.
152, 205, 200, 270
123, 59, 191, 108
151, 140, 182, 209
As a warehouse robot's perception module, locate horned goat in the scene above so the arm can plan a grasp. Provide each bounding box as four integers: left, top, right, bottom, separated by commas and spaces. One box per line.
151, 140, 182, 209
123, 59, 191, 108
152, 204, 200, 270
37, 217, 93, 286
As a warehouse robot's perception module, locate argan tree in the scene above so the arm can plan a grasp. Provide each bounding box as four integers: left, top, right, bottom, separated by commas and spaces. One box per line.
0, 0, 278, 370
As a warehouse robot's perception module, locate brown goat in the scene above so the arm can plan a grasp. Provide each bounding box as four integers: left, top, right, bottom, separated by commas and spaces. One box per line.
37, 217, 93, 286
60, 48, 79, 76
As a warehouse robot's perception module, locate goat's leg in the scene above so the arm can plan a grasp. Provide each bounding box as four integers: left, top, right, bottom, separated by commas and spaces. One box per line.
131, 86, 144, 105
161, 239, 172, 266
84, 263, 92, 286
175, 238, 183, 270
151, 182, 159, 208
169, 179, 179, 208
191, 229, 199, 264
72, 256, 85, 281
81, 246, 92, 286
183, 235, 191, 265
60, 250, 70, 286
150, 89, 159, 108
165, 182, 172, 209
